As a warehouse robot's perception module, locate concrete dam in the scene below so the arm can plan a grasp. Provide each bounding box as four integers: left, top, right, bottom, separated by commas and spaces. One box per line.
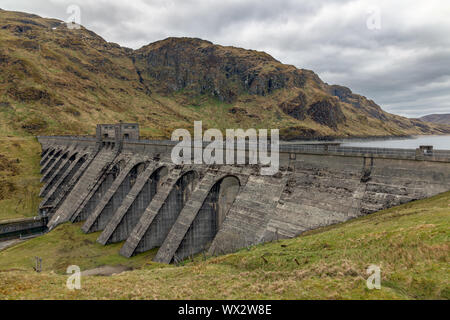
37, 123, 450, 264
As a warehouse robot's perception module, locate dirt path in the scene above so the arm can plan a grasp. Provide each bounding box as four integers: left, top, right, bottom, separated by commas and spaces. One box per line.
0, 239, 23, 251
81, 265, 132, 276
0, 233, 45, 252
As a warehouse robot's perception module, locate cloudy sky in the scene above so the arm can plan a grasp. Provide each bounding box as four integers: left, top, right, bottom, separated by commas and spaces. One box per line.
2, 0, 449, 118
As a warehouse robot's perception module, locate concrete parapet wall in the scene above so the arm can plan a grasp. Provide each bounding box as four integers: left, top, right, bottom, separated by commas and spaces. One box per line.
38, 136, 450, 163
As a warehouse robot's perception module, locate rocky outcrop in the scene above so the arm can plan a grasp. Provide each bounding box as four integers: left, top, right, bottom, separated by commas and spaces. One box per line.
1, 9, 449, 139
327, 84, 387, 121
6, 86, 62, 106
279, 92, 308, 121
307, 98, 346, 130
278, 93, 346, 131
133, 37, 308, 103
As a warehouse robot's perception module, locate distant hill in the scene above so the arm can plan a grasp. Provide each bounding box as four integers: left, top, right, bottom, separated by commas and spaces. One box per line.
420, 114, 450, 125
0, 9, 449, 140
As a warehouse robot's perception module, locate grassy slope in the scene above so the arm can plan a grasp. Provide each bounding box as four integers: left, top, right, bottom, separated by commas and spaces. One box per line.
0, 191, 448, 300
0, 222, 161, 273
0, 137, 41, 220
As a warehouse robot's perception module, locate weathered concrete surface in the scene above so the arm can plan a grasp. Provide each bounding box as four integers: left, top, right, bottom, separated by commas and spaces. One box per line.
153, 167, 249, 263
82, 157, 148, 233
72, 156, 123, 223
39, 152, 90, 217
209, 174, 288, 255
37, 124, 450, 264
97, 163, 168, 245
120, 166, 198, 257
41, 148, 71, 183
40, 148, 53, 166
47, 146, 117, 229
42, 154, 92, 219
40, 149, 62, 175
40, 150, 77, 198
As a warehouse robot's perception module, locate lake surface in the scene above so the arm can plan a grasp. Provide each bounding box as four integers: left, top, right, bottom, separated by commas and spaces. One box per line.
340, 135, 450, 150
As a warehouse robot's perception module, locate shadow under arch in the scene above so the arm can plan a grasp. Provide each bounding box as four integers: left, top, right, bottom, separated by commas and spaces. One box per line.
42, 150, 71, 183
41, 149, 62, 175
41, 152, 78, 198
89, 161, 148, 232
106, 165, 170, 244
40, 148, 55, 165
40, 154, 88, 218
41, 148, 50, 157
173, 175, 241, 262
134, 169, 200, 254
74, 160, 123, 222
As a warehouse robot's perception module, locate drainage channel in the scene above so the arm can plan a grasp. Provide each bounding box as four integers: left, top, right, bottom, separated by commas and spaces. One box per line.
0, 216, 48, 242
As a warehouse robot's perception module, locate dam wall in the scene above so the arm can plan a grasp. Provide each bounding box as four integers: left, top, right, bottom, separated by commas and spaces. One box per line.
36, 124, 450, 263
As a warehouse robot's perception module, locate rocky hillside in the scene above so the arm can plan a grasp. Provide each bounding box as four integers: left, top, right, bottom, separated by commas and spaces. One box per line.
1, 9, 449, 222
420, 114, 450, 125
0, 8, 449, 140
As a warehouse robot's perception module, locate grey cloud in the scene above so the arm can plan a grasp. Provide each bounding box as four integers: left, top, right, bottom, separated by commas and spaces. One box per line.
1, 0, 449, 117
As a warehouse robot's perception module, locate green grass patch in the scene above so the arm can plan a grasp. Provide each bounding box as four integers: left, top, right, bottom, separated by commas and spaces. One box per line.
0, 222, 163, 274
0, 191, 448, 299
0, 136, 41, 221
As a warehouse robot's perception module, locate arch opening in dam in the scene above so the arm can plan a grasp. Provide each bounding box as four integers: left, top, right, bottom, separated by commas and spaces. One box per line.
173, 175, 240, 263
74, 161, 123, 222
41, 154, 88, 218
103, 165, 170, 244
42, 151, 69, 183
41, 149, 61, 175
41, 148, 50, 158
41, 153, 77, 198
40, 148, 54, 166
84, 161, 148, 233
131, 169, 199, 256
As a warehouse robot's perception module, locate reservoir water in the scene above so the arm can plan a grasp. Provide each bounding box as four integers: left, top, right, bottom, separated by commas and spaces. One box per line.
339, 135, 450, 150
